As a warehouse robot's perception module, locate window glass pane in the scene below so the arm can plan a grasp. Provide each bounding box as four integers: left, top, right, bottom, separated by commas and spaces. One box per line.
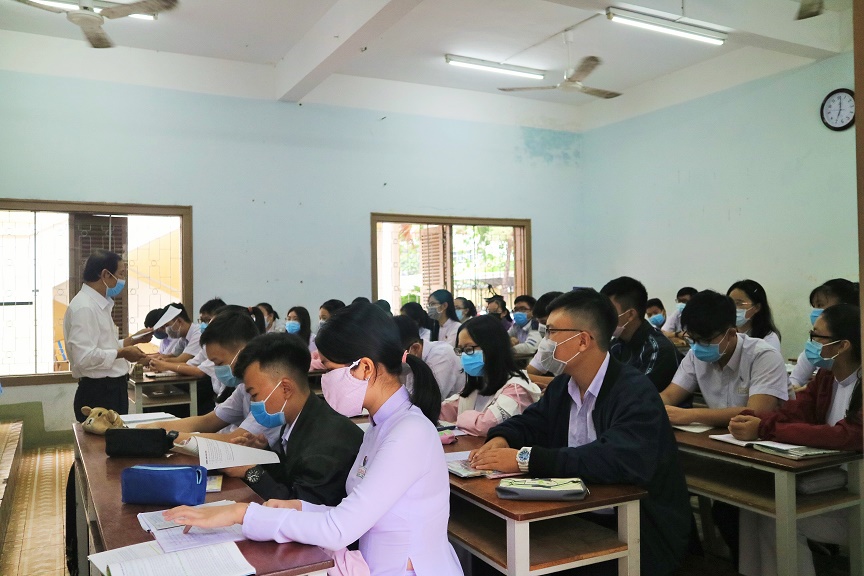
1, 211, 37, 375
34, 212, 70, 373
452, 225, 516, 309
127, 215, 183, 332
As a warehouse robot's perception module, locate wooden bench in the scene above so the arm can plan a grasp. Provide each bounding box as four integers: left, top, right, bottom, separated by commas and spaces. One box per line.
0, 421, 24, 547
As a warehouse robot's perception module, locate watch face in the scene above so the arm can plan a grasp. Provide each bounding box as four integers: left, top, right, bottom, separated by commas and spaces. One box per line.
821, 89, 855, 131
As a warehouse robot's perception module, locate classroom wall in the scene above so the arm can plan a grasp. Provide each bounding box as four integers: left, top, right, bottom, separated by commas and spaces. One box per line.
574, 51, 857, 359
0, 50, 857, 432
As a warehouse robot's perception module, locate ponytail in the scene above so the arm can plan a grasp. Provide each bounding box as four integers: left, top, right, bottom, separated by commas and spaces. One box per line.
404, 354, 441, 425
248, 306, 266, 334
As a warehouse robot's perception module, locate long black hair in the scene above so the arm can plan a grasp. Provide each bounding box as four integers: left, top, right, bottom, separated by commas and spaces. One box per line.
213, 305, 265, 334
316, 302, 441, 424
455, 297, 477, 320
727, 279, 781, 342
811, 279, 860, 307
286, 306, 313, 347
458, 315, 528, 398
400, 302, 434, 331
257, 302, 279, 320
821, 304, 862, 425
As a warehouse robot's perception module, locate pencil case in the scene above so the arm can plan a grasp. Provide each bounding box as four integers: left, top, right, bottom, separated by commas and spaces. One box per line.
121, 464, 207, 506
105, 428, 176, 457
496, 478, 589, 501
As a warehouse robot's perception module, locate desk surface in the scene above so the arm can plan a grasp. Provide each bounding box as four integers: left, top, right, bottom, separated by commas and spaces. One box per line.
674, 428, 862, 472
445, 435, 647, 522
128, 374, 201, 385
73, 424, 332, 576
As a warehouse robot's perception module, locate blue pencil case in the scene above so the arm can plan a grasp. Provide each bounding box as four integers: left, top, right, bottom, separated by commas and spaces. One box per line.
121, 464, 207, 506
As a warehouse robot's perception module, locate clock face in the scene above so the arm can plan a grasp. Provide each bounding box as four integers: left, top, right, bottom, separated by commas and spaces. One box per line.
821, 89, 855, 131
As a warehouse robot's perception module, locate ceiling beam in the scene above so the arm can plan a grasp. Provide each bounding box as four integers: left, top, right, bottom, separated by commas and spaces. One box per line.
543, 0, 850, 59
274, 0, 420, 103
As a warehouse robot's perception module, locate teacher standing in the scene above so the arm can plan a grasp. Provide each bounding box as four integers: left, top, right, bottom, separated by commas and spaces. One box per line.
63, 249, 147, 422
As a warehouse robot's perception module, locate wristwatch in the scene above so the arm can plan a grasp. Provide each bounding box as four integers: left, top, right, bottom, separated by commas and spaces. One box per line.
516, 446, 532, 473
166, 430, 179, 443
244, 465, 264, 484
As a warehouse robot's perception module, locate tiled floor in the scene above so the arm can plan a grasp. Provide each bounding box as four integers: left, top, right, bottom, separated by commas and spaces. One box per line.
0, 446, 74, 576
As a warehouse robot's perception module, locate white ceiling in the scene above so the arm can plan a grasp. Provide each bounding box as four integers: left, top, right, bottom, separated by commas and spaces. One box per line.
0, 0, 854, 125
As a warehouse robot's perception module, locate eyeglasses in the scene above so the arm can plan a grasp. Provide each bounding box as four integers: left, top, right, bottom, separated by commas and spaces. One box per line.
732, 300, 753, 308
454, 345, 481, 356
683, 332, 725, 347
513, 306, 531, 312
809, 331, 839, 343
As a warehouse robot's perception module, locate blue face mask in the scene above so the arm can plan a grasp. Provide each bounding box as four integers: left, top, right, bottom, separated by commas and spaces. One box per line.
513, 312, 529, 327
250, 382, 287, 428
456, 309, 465, 321
213, 350, 241, 388
152, 329, 168, 340
676, 302, 686, 313
690, 333, 731, 363
103, 271, 125, 299
804, 339, 841, 369
735, 308, 753, 328
648, 313, 665, 328
199, 322, 208, 331
460, 351, 485, 377
810, 308, 824, 326
286, 320, 301, 334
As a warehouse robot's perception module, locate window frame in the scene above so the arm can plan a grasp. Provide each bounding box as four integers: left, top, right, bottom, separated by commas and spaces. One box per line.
0, 199, 193, 387
369, 212, 532, 302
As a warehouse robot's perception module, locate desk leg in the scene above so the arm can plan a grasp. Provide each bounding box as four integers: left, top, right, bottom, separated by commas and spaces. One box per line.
190, 381, 198, 417
134, 385, 143, 415
774, 471, 797, 576
505, 519, 529, 576
74, 453, 89, 575
618, 500, 640, 576
849, 460, 863, 576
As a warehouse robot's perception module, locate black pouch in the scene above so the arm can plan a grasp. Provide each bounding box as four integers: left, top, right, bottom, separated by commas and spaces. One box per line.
105, 428, 175, 457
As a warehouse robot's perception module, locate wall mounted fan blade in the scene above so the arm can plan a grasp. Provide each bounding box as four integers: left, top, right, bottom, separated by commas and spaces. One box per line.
797, 0, 824, 20
566, 56, 600, 83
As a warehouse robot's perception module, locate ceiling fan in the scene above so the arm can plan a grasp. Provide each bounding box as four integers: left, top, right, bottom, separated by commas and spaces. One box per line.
12, 0, 178, 48
498, 55, 621, 99
797, 0, 823, 19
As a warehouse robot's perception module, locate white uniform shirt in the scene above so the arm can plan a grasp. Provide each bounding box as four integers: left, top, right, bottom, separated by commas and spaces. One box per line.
180, 322, 202, 357
827, 371, 859, 426
672, 334, 788, 408
437, 318, 460, 346
63, 284, 127, 378
509, 322, 542, 354
758, 330, 781, 353
661, 307, 683, 333
789, 351, 817, 387
421, 340, 464, 398
568, 353, 609, 448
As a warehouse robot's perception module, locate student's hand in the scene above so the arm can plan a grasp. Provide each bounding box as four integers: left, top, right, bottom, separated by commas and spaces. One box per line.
163, 502, 249, 530
148, 358, 174, 372
468, 436, 509, 463
118, 346, 147, 363
230, 431, 268, 449
263, 499, 302, 511
224, 465, 253, 478
729, 415, 761, 440
470, 448, 520, 473
510, 337, 519, 346
664, 405, 692, 425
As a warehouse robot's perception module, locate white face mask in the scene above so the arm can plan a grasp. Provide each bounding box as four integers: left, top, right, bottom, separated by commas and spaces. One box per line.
535, 333, 583, 376
612, 309, 633, 340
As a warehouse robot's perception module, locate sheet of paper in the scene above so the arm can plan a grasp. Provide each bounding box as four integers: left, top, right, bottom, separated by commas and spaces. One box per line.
672, 424, 713, 433
445, 450, 472, 463
107, 541, 253, 576
195, 437, 279, 470
151, 306, 182, 330
122, 413, 179, 428
138, 501, 235, 532
709, 433, 803, 450
153, 524, 245, 553
89, 541, 164, 575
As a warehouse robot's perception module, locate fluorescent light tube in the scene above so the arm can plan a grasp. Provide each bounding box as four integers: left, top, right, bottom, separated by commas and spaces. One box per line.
29, 0, 155, 20
606, 7, 726, 46
445, 54, 545, 80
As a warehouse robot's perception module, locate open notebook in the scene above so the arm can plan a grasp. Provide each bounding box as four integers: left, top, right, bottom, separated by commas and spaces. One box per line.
709, 433, 847, 460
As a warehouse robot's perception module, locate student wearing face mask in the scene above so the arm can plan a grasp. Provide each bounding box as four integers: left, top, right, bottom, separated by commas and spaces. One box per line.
427, 289, 460, 346
219, 332, 363, 504
661, 286, 698, 340
401, 301, 434, 341
454, 297, 477, 323
318, 299, 346, 332
285, 306, 317, 353
660, 290, 787, 426
728, 303, 862, 576
507, 294, 542, 355
141, 309, 281, 448
726, 280, 781, 352
165, 302, 463, 576
257, 302, 286, 333
149, 298, 228, 380
789, 278, 860, 391
440, 316, 540, 436
395, 316, 464, 399
601, 277, 681, 393
469, 289, 691, 576
485, 295, 514, 331
144, 306, 182, 356
646, 298, 666, 330
526, 290, 564, 389
149, 303, 202, 364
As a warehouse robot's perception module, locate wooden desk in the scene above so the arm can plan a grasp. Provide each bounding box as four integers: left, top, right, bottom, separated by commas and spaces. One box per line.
127, 374, 200, 416
675, 428, 863, 576
445, 435, 646, 575
72, 424, 332, 576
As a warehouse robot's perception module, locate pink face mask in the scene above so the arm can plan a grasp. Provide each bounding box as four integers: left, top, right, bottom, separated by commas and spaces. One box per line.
321, 360, 368, 417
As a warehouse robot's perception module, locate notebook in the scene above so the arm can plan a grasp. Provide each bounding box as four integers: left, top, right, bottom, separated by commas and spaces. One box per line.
709, 433, 846, 460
